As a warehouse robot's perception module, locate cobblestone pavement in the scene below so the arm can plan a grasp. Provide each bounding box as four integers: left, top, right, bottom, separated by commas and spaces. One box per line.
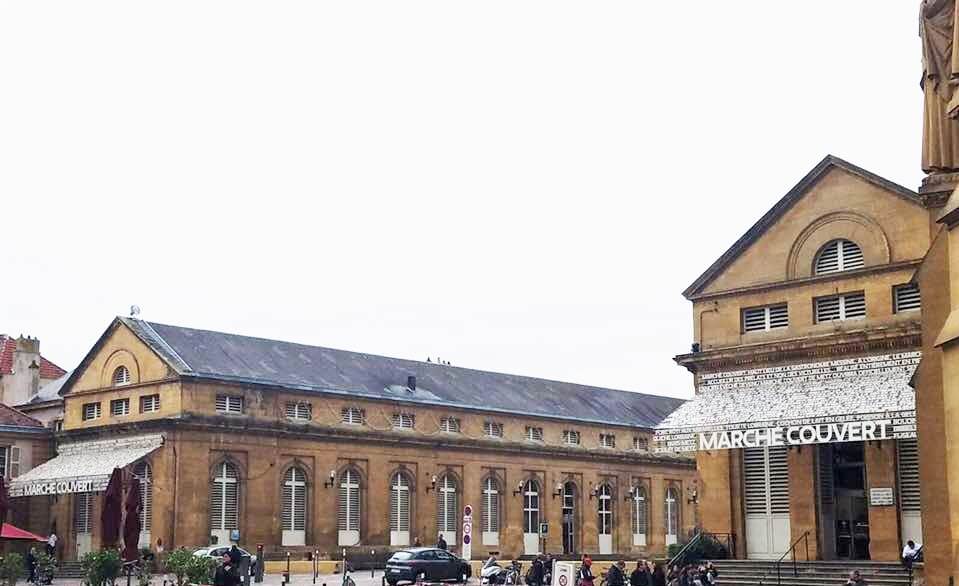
50, 571, 477, 586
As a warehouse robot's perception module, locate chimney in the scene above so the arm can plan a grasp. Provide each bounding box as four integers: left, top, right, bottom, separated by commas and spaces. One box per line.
12, 336, 41, 404
407, 375, 416, 392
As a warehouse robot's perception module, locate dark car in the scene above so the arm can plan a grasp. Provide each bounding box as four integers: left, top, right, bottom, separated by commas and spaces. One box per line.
386, 547, 471, 585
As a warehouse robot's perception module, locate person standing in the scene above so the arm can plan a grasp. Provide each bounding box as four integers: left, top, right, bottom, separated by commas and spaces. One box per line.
436, 534, 448, 551
630, 561, 651, 586
45, 532, 57, 558
26, 548, 36, 585
606, 561, 626, 586
650, 564, 666, 586
577, 556, 594, 586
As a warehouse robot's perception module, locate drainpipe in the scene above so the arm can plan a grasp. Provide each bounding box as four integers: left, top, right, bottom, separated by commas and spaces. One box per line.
697, 302, 720, 353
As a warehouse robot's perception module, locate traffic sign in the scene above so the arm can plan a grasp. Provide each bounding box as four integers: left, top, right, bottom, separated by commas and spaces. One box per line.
463, 534, 471, 545
464, 505, 473, 516
463, 522, 472, 535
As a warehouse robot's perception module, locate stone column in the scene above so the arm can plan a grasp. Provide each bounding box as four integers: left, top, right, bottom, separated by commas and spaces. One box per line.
787, 446, 818, 560
864, 440, 899, 561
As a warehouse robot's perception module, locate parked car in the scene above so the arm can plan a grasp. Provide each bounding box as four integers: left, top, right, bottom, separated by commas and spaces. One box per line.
193, 546, 258, 575
386, 547, 471, 585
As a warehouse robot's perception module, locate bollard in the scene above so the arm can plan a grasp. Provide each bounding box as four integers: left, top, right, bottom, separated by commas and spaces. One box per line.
371, 550, 375, 579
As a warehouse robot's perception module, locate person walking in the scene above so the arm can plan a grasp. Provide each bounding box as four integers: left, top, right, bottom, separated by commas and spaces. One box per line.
45, 532, 57, 558
577, 556, 594, 586
526, 556, 544, 586
214, 553, 240, 586
630, 561, 651, 586
26, 548, 37, 585
607, 561, 626, 586
436, 533, 448, 551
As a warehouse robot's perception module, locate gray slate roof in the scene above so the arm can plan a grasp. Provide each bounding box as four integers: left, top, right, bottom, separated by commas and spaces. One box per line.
121, 318, 683, 429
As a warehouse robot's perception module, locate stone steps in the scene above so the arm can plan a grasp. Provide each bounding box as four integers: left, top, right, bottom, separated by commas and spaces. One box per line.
708, 559, 911, 586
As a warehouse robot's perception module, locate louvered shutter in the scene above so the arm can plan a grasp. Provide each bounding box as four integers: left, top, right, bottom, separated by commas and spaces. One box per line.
840, 240, 864, 270
895, 284, 921, 313
842, 292, 866, 319
390, 473, 411, 532
437, 476, 458, 533
338, 469, 360, 532
632, 486, 648, 535
744, 446, 790, 515
74, 492, 94, 534
482, 477, 499, 533
744, 447, 768, 515
134, 462, 152, 531
898, 438, 921, 512
211, 462, 239, 531
281, 467, 306, 531
664, 487, 679, 536
598, 485, 612, 535
9, 446, 20, 478
816, 240, 841, 274
768, 446, 790, 513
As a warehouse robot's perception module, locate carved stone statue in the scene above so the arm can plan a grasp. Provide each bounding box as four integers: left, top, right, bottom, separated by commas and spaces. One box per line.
921, 0, 959, 173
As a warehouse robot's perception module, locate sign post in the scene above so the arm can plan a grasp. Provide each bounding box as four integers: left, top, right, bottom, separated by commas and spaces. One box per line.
462, 505, 473, 561
552, 562, 575, 586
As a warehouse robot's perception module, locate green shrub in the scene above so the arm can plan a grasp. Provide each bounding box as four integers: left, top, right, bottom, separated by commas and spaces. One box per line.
164, 550, 194, 586
80, 549, 122, 586
0, 553, 25, 586
187, 556, 216, 586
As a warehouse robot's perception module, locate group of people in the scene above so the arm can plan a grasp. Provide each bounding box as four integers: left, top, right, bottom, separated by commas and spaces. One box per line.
574, 556, 717, 586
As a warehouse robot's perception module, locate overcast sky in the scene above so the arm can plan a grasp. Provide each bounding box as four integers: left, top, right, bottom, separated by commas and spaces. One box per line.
0, 2, 922, 399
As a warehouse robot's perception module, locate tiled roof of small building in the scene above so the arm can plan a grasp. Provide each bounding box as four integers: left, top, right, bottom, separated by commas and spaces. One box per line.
0, 335, 67, 379
120, 318, 684, 429
0, 403, 44, 429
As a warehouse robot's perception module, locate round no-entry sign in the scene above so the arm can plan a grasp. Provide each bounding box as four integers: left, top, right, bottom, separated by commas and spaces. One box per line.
464, 505, 472, 516
559, 576, 568, 586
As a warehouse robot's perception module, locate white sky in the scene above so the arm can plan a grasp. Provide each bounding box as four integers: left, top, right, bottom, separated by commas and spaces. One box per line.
0, 2, 923, 399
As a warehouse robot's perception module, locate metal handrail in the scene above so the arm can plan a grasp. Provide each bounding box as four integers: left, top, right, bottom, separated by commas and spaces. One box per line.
667, 531, 704, 568
774, 530, 810, 585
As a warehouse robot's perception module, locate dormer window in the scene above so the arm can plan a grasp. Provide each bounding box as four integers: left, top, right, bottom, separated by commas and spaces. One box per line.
815, 239, 864, 275
113, 366, 131, 386
341, 407, 365, 425
392, 412, 415, 430
484, 421, 504, 438
440, 417, 461, 433
563, 430, 581, 446
525, 426, 544, 442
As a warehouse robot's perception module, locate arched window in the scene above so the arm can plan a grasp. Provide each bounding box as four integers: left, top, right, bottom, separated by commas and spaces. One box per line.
562, 482, 576, 555
815, 239, 864, 275
665, 486, 680, 545
338, 469, 361, 546
281, 467, 307, 545
210, 462, 239, 545
133, 462, 152, 547
437, 475, 458, 545
597, 484, 613, 554
390, 472, 412, 546
523, 479, 541, 555
113, 366, 131, 386
481, 476, 500, 546
631, 485, 648, 546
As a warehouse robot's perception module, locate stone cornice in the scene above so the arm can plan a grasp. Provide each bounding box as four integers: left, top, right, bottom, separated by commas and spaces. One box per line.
674, 325, 921, 375
57, 415, 696, 470
687, 260, 921, 302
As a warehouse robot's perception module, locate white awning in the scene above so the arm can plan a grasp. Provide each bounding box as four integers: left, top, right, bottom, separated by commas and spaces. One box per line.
655, 352, 918, 453
10, 434, 163, 497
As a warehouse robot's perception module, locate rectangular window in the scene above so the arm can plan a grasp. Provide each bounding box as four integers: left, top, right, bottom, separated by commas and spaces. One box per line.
815, 292, 866, 322
440, 417, 461, 433
525, 426, 544, 442
9, 447, 20, 478
563, 430, 581, 445
894, 283, 921, 313
215, 395, 244, 414
392, 412, 415, 430
600, 434, 616, 449
633, 436, 649, 451
341, 407, 365, 425
484, 421, 504, 438
110, 398, 130, 417
82, 402, 101, 421
742, 304, 788, 332
285, 401, 312, 421
0, 447, 8, 479
139, 394, 160, 413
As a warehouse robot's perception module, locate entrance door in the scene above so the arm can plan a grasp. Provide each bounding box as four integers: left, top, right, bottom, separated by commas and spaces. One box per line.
522, 480, 541, 555
74, 492, 94, 558
817, 445, 836, 560
830, 443, 868, 560
744, 446, 791, 559
562, 482, 576, 555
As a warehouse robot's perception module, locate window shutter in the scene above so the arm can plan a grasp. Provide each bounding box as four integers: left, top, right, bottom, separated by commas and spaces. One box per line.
841, 239, 864, 270
665, 488, 679, 535
768, 446, 790, 514
744, 446, 789, 515
526, 427, 543, 441
743, 447, 767, 515
632, 486, 648, 536
598, 485, 612, 535
285, 403, 296, 419
842, 292, 866, 319
390, 473, 411, 532
113, 366, 131, 386
482, 477, 499, 533
282, 467, 307, 532
0, 447, 9, 479
9, 447, 20, 479
437, 476, 458, 533
768, 304, 788, 329
339, 469, 360, 532
898, 438, 921, 512
211, 462, 239, 531
895, 284, 921, 313
74, 492, 94, 533
816, 239, 864, 274
135, 462, 152, 531
742, 307, 768, 332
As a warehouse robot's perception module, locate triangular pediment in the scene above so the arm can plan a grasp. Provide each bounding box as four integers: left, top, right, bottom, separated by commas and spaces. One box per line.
684, 155, 927, 298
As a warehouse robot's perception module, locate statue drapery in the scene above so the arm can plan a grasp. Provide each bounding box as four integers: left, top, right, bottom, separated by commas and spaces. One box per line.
922, 0, 959, 172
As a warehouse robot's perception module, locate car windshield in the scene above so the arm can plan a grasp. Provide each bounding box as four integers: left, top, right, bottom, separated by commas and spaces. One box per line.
390, 552, 414, 561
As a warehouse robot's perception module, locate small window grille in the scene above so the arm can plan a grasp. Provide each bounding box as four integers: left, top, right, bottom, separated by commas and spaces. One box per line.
894, 283, 921, 313
110, 398, 130, 417
392, 412, 415, 430
633, 436, 649, 451
815, 239, 864, 275
742, 304, 788, 332
525, 426, 544, 442
484, 421, 504, 438
215, 395, 244, 414
139, 394, 160, 413
82, 402, 101, 421
815, 292, 866, 322
563, 430, 581, 445
440, 417, 461, 433
600, 434, 616, 448
341, 407, 365, 425
113, 366, 131, 386
285, 402, 312, 421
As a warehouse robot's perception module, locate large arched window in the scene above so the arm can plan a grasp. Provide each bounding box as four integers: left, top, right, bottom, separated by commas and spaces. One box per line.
597, 484, 613, 554
437, 475, 458, 545
210, 462, 239, 545
561, 482, 576, 555
390, 471, 412, 546
113, 366, 131, 386
665, 486, 680, 546
481, 476, 500, 546
815, 239, 864, 275
338, 469, 361, 546
631, 485, 648, 546
281, 466, 307, 546
133, 462, 152, 548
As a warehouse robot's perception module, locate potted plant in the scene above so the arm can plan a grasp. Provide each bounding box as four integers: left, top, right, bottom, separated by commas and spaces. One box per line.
80, 549, 122, 586
0, 553, 25, 586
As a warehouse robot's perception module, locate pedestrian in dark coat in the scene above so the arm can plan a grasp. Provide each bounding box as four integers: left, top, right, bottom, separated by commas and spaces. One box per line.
630, 561, 651, 586
436, 534, 448, 551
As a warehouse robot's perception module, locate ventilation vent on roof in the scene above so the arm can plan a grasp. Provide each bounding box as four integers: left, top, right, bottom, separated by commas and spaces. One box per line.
407, 376, 416, 392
